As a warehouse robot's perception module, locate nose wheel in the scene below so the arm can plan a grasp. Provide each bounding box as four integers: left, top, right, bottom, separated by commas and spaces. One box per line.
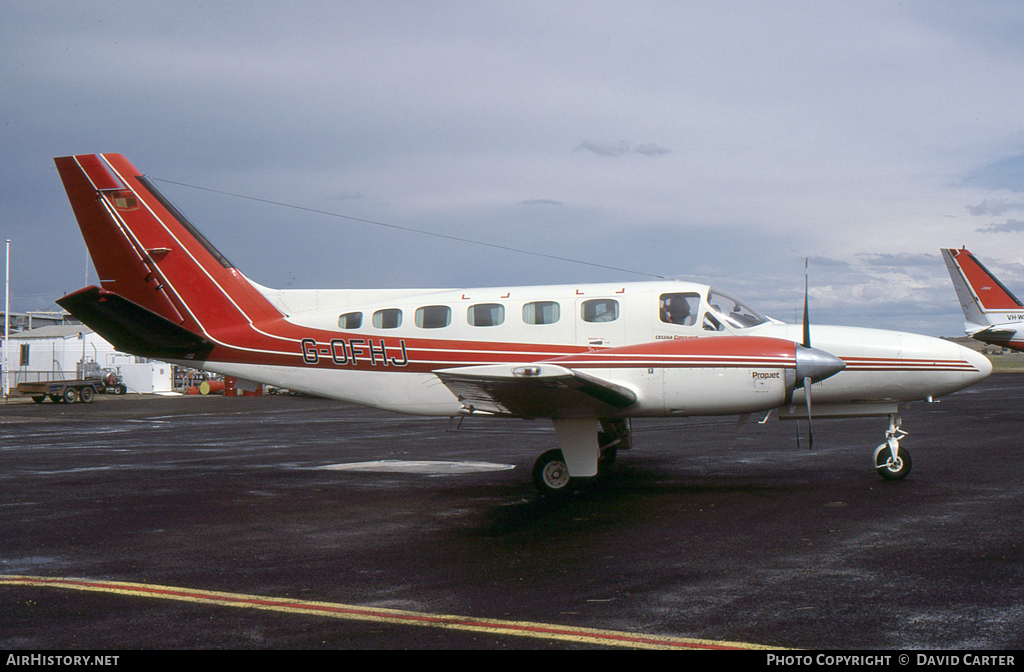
873, 414, 911, 480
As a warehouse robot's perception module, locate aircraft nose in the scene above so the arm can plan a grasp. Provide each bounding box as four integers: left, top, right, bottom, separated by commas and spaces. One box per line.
795, 345, 846, 383
959, 343, 993, 383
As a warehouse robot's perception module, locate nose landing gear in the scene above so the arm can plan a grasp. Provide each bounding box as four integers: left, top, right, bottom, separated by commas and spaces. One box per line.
873, 414, 911, 480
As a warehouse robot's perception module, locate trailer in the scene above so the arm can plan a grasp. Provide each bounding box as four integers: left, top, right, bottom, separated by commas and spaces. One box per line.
16, 379, 106, 404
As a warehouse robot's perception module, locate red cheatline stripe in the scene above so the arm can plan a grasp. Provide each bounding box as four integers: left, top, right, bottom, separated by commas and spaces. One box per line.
0, 575, 783, 650
841, 357, 977, 372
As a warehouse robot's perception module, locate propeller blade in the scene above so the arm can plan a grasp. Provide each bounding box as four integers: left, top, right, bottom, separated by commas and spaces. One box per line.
802, 257, 811, 349
794, 259, 834, 451
801, 259, 813, 449
804, 376, 813, 450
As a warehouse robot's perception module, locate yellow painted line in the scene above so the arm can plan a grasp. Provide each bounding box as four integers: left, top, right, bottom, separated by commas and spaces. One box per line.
1, 574, 782, 650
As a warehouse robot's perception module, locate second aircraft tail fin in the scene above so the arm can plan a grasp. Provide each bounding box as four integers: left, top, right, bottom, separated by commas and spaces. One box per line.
941, 247, 1024, 332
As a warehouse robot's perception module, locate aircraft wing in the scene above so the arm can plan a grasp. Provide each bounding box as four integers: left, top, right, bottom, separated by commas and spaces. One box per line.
433, 363, 637, 419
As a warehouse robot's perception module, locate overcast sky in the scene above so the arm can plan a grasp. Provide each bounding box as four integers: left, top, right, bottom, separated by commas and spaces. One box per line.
3, 1, 1024, 336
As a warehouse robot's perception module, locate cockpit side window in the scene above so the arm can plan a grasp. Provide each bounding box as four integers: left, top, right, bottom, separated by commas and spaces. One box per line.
707, 288, 769, 329
703, 312, 724, 332
659, 293, 700, 327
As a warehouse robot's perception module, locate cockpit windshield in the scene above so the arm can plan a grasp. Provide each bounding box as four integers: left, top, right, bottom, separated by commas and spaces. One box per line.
706, 288, 769, 329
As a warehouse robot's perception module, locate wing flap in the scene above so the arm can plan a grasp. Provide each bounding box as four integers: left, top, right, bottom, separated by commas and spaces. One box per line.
433, 364, 637, 418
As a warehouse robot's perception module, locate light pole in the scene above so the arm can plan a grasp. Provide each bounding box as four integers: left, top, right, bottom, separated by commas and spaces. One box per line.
4, 239, 9, 400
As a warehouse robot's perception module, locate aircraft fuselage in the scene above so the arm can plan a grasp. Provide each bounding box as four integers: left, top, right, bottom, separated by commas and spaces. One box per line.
188, 279, 991, 417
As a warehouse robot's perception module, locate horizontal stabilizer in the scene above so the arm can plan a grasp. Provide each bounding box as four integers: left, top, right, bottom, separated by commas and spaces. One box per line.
434, 363, 637, 418
971, 326, 1019, 346
57, 286, 215, 361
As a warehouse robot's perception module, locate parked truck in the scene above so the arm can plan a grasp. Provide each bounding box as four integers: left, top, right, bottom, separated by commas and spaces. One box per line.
16, 379, 106, 403
16, 367, 126, 403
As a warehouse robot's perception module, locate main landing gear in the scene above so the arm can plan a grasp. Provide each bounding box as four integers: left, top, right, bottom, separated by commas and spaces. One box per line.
531, 413, 913, 494
532, 449, 571, 495
874, 413, 911, 480
531, 418, 631, 496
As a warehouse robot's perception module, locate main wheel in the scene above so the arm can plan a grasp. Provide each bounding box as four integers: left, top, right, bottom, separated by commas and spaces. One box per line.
61, 387, 78, 404
532, 449, 572, 496
79, 386, 94, 403
875, 444, 912, 480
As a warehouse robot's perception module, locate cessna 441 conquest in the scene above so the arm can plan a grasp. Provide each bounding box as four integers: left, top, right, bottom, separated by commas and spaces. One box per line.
52, 154, 991, 494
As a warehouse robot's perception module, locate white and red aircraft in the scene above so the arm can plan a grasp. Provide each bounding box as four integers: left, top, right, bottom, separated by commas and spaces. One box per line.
52, 154, 990, 493
942, 247, 1024, 352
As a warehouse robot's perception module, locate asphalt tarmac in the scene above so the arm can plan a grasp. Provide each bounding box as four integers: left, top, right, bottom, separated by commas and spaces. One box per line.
1, 375, 1022, 650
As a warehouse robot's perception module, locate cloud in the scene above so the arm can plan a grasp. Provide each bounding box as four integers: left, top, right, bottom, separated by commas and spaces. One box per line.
857, 252, 939, 267
976, 219, 1024, 233
633, 143, 673, 157
519, 199, 563, 206
807, 256, 850, 268
963, 155, 1024, 192
577, 140, 631, 157
577, 140, 672, 158
965, 198, 1024, 216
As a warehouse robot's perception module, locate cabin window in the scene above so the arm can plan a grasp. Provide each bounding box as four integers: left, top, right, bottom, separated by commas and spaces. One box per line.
338, 312, 362, 329
415, 305, 451, 329
523, 301, 560, 325
581, 299, 619, 323
659, 293, 700, 326
468, 303, 505, 327
372, 308, 403, 329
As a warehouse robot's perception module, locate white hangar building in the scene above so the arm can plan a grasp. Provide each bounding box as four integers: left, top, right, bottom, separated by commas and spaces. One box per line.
5, 325, 172, 394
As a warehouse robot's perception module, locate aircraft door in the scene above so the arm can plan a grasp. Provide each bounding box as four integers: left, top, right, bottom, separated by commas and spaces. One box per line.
575, 297, 626, 349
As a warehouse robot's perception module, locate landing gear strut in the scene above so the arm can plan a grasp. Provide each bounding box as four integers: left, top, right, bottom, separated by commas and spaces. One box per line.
873, 413, 911, 480
531, 418, 632, 496
598, 418, 631, 471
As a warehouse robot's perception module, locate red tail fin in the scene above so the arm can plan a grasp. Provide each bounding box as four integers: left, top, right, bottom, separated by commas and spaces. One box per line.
54, 154, 283, 339
945, 247, 1023, 311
